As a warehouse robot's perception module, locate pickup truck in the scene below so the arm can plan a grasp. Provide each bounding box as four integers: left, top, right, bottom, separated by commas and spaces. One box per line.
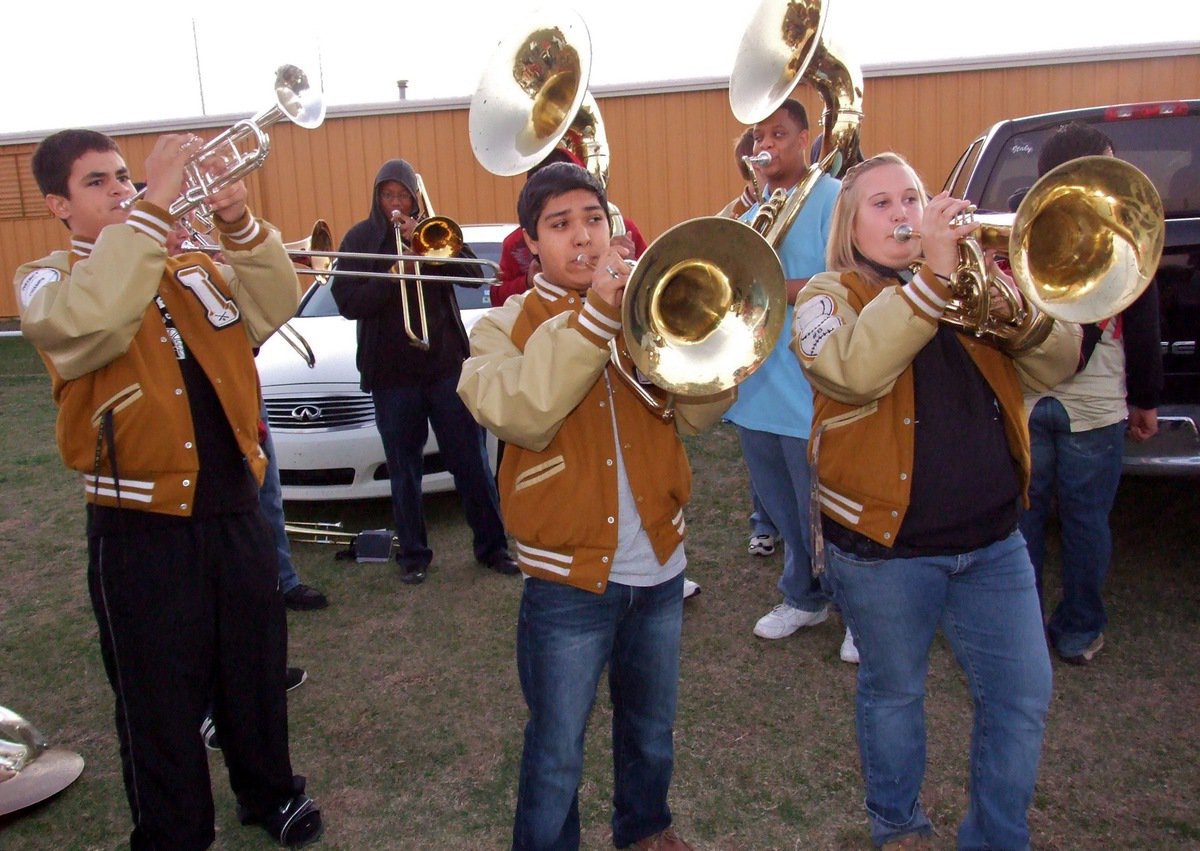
943, 100, 1200, 475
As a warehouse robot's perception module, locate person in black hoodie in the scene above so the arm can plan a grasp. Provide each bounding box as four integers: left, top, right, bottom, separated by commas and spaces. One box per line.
331, 159, 516, 585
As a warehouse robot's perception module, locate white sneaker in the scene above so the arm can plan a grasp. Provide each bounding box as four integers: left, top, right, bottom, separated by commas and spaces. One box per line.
753, 603, 828, 639
682, 578, 701, 600
840, 626, 860, 664
748, 534, 777, 557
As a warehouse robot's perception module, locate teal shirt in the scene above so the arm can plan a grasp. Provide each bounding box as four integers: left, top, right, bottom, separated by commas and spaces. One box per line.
725, 172, 840, 439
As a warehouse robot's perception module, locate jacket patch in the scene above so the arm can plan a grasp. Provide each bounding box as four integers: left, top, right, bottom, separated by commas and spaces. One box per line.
794, 295, 843, 358
19, 267, 61, 308
175, 265, 241, 328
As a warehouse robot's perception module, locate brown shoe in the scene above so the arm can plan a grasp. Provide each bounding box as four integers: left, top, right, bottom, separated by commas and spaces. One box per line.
629, 827, 694, 850
881, 833, 933, 850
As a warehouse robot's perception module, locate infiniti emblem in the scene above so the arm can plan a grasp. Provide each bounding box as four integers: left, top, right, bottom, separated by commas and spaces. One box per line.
290, 404, 323, 423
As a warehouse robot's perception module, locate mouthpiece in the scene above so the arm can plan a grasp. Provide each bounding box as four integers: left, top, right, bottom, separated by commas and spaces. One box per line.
893, 224, 917, 242
742, 152, 772, 167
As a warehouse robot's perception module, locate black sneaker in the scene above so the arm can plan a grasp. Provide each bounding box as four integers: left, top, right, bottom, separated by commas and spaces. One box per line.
283, 584, 329, 611
398, 560, 427, 585
286, 667, 308, 692
482, 550, 520, 576
238, 790, 324, 849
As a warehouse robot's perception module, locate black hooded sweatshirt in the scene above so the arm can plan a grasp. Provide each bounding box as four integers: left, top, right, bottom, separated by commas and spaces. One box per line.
330, 159, 483, 391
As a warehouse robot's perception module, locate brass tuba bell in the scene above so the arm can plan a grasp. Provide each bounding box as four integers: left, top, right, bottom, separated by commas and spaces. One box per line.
469, 9, 624, 233
1011, 155, 1165, 324
729, 0, 865, 248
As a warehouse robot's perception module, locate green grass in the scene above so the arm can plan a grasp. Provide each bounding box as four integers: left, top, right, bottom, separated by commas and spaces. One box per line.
2, 335, 1198, 849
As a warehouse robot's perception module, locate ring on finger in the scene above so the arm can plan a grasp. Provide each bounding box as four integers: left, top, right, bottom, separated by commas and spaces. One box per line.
605, 264, 620, 279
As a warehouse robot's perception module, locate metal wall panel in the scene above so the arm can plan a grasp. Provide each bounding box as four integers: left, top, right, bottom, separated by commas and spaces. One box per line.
3, 52, 1197, 318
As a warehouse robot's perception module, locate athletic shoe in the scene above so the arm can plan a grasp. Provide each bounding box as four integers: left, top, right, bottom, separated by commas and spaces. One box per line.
682, 578, 701, 600
200, 714, 220, 751
286, 667, 308, 692
840, 627, 860, 664
238, 789, 324, 849
1060, 633, 1104, 666
397, 556, 427, 585
748, 534, 776, 557
282, 584, 328, 611
752, 603, 828, 639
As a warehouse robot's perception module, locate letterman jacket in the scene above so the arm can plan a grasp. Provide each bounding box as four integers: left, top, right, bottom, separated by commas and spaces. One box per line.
457, 277, 733, 593
14, 201, 300, 516
792, 266, 1081, 548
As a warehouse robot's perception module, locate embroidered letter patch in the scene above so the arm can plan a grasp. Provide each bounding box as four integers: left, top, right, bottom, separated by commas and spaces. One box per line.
794, 295, 843, 358
19, 267, 61, 308
175, 265, 241, 328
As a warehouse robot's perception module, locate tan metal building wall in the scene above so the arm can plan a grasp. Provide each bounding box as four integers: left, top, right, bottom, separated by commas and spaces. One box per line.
2, 48, 1197, 318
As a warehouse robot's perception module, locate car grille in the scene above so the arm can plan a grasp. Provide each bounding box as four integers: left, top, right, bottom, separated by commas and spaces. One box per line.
265, 394, 375, 430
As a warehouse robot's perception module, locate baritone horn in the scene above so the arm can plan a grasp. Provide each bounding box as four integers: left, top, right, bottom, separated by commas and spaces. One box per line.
121, 63, 325, 221
614, 218, 786, 420
893, 155, 1165, 353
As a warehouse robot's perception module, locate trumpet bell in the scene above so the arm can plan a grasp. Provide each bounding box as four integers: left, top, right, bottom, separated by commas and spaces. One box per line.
470, 10, 592, 176
623, 217, 785, 396
1010, 155, 1165, 324
272, 63, 325, 130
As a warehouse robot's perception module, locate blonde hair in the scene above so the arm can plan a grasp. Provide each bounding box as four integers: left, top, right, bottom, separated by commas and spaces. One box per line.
826, 152, 928, 289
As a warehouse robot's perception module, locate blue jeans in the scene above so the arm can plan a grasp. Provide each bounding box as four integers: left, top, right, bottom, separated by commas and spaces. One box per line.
823, 531, 1052, 850
512, 575, 683, 850
259, 398, 299, 593
1018, 397, 1125, 657
749, 481, 778, 538
372, 374, 507, 569
736, 426, 826, 611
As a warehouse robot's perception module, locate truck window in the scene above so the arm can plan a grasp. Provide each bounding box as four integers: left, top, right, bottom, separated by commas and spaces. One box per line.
945, 138, 984, 199
976, 115, 1200, 216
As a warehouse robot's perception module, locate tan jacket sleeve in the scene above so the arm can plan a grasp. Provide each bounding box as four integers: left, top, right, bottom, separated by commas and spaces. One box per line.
16, 204, 173, 381
211, 210, 302, 348
673, 390, 736, 435
792, 270, 943, 406
1013, 319, 1083, 394
457, 293, 611, 452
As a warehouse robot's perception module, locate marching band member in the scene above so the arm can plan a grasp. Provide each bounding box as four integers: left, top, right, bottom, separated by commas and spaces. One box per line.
792, 152, 1080, 850
331, 158, 516, 586
1018, 122, 1162, 666
725, 100, 842, 653
15, 128, 322, 849
458, 162, 731, 850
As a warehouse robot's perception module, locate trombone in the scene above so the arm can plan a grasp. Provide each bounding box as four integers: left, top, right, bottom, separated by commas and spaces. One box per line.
183, 217, 502, 286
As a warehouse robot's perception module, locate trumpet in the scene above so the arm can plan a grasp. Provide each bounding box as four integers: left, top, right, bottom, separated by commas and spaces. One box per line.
121, 63, 324, 222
